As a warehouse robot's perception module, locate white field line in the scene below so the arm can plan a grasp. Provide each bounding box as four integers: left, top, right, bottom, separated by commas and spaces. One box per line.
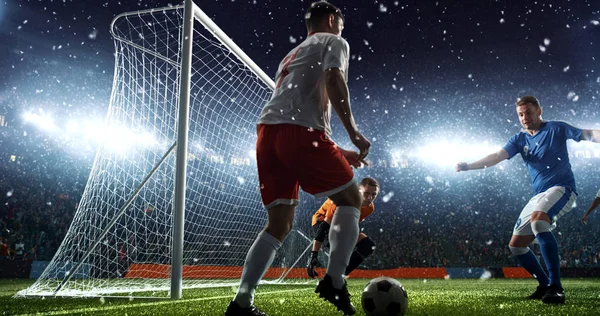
16, 280, 600, 315
18, 287, 315, 316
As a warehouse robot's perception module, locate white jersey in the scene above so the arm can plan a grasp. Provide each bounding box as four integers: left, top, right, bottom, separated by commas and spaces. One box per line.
258, 32, 350, 139
597, 188, 600, 198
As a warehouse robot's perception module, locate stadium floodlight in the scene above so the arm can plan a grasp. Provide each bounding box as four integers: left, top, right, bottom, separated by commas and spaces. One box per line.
66, 120, 80, 133
413, 141, 503, 168
23, 112, 57, 132
17, 0, 314, 299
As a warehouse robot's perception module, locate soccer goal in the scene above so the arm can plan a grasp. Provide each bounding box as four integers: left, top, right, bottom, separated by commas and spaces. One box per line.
17, 0, 318, 299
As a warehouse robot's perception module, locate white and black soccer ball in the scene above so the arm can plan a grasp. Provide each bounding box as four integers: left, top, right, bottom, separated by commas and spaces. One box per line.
361, 277, 408, 316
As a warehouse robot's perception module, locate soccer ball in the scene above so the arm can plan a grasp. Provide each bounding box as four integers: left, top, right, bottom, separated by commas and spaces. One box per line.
361, 277, 408, 316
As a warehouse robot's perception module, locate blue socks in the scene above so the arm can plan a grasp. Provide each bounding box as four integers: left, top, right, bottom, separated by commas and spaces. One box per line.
531, 220, 562, 289
536, 231, 561, 289
515, 249, 549, 286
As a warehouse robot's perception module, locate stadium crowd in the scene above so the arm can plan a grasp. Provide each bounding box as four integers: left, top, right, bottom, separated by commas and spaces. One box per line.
2, 155, 599, 270
355, 206, 600, 269
352, 182, 600, 269
0, 154, 84, 263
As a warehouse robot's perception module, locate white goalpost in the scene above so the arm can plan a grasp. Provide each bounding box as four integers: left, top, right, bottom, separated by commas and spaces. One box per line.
17, 0, 318, 298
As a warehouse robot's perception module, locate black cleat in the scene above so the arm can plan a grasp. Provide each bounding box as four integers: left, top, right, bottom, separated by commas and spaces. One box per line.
225, 300, 267, 316
315, 274, 356, 315
541, 285, 565, 305
526, 285, 549, 300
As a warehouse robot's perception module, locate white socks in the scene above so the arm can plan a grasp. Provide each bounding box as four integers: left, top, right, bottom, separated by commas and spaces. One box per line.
509, 246, 529, 256
326, 206, 360, 289
531, 220, 552, 235
233, 231, 282, 308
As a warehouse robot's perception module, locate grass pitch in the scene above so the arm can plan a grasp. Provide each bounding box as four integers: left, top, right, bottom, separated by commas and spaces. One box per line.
2, 278, 599, 315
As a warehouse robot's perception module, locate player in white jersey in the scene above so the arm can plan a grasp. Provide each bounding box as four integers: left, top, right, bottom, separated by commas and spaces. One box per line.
581, 188, 600, 224
225, 2, 369, 315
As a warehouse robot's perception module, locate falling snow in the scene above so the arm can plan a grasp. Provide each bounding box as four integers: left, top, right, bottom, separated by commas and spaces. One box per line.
1, 2, 599, 296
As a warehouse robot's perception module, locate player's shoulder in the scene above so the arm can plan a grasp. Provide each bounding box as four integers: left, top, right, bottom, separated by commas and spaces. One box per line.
544, 120, 563, 127
311, 33, 349, 48
545, 119, 579, 126
313, 32, 346, 41
545, 120, 578, 128
543, 120, 581, 133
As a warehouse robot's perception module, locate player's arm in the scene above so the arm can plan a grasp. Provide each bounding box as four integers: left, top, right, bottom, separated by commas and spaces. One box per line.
325, 68, 370, 159
307, 216, 332, 278
580, 129, 600, 143
456, 148, 509, 172
312, 216, 332, 253
338, 146, 368, 168
582, 195, 600, 224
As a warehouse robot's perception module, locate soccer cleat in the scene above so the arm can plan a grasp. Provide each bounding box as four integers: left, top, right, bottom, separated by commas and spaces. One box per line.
224, 300, 267, 316
526, 285, 549, 300
541, 285, 565, 305
315, 274, 356, 315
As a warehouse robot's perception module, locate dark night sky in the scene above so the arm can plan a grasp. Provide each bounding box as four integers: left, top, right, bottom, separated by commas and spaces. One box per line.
2, 1, 599, 128
1, 0, 599, 180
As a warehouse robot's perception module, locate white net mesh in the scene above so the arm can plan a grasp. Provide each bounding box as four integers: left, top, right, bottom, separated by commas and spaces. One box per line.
17, 4, 318, 297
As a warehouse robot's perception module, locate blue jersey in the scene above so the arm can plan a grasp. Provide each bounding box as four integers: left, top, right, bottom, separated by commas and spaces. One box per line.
503, 121, 583, 195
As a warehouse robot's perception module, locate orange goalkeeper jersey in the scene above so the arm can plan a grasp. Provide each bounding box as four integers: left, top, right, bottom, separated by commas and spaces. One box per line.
311, 198, 374, 226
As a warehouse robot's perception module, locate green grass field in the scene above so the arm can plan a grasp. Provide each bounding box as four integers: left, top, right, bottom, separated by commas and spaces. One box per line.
2, 278, 599, 315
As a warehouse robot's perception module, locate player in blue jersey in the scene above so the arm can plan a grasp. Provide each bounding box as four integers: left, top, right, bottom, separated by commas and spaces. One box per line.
456, 96, 600, 304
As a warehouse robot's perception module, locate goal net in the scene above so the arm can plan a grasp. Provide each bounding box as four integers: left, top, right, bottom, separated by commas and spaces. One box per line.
17, 1, 318, 298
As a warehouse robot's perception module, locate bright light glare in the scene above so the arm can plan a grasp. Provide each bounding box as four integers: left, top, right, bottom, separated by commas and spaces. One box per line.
83, 122, 158, 153
23, 112, 161, 154
412, 141, 503, 168
23, 112, 57, 132
569, 141, 600, 159
66, 120, 80, 132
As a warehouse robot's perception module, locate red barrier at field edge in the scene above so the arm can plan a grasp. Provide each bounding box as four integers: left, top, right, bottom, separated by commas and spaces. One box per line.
4, 261, 600, 279
502, 267, 531, 278
122, 265, 568, 280
124, 264, 451, 279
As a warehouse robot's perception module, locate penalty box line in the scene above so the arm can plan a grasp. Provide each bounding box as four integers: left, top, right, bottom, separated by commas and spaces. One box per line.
18, 287, 315, 316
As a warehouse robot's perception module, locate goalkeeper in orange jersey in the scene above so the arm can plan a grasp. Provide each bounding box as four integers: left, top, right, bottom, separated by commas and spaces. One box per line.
307, 177, 380, 278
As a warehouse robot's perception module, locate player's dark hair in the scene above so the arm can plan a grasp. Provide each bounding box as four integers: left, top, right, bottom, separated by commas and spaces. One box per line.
305, 1, 344, 31
516, 96, 540, 108
360, 177, 379, 188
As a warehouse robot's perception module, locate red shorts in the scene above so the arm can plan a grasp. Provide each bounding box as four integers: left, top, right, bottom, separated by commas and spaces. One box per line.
256, 124, 355, 209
